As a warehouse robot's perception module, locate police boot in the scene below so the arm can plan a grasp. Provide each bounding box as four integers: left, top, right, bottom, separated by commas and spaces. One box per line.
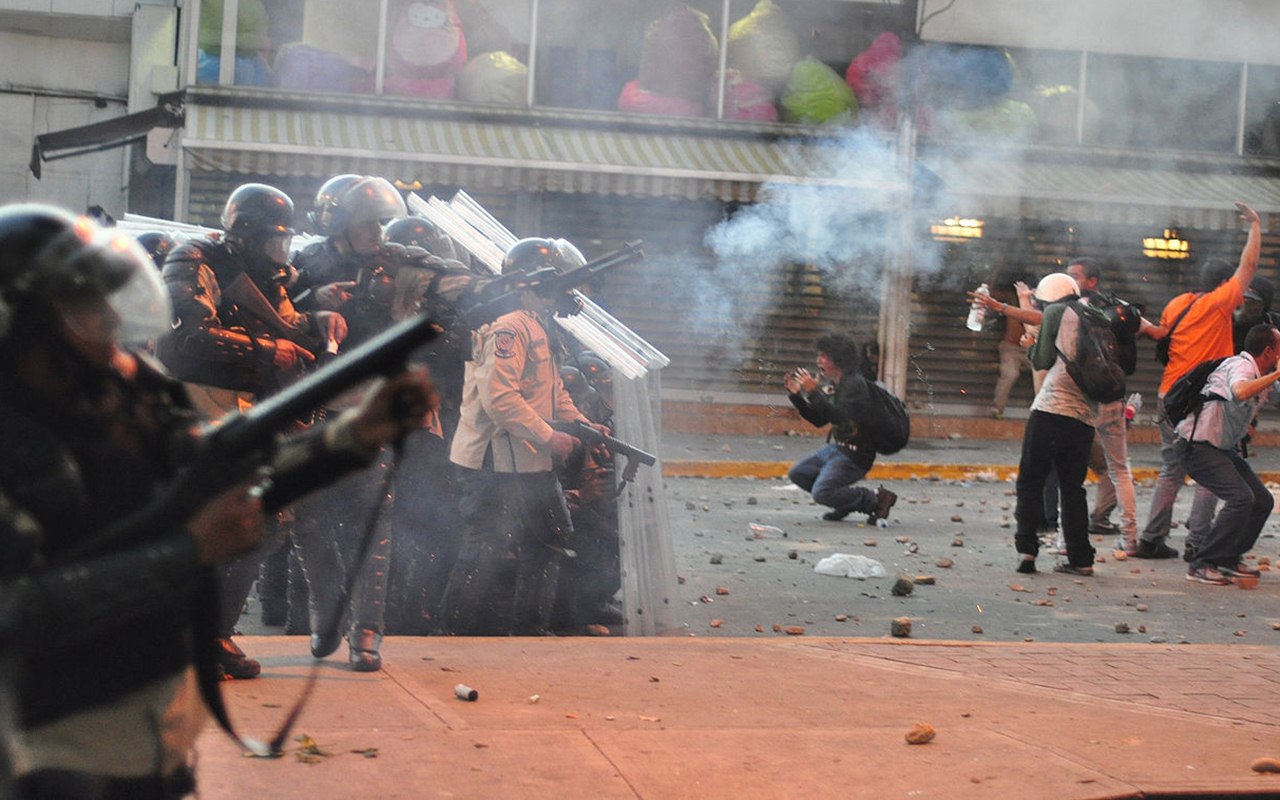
348, 628, 383, 672
217, 637, 261, 680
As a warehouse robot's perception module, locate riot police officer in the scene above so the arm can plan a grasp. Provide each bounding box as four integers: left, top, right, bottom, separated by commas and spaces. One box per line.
0, 203, 433, 798
440, 238, 598, 636
157, 182, 348, 678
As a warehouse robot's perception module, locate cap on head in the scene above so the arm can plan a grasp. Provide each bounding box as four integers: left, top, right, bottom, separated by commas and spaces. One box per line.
1033, 272, 1080, 304
311, 175, 406, 236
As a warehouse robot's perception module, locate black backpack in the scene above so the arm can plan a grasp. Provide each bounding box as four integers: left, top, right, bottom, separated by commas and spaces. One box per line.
1162, 357, 1229, 425
1056, 301, 1127, 403
863, 381, 911, 455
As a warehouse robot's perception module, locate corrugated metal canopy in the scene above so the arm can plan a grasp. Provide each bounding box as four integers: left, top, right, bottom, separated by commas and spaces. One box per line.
921, 154, 1280, 230
181, 91, 911, 204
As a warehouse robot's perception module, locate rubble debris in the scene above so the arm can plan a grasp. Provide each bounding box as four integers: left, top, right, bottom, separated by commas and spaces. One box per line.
891, 617, 912, 637
905, 722, 936, 745
1252, 757, 1280, 773
936, 558, 954, 569
891, 577, 915, 596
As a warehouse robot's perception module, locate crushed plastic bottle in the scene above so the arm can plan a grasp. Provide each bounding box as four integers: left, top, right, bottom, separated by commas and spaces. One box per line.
749, 523, 786, 539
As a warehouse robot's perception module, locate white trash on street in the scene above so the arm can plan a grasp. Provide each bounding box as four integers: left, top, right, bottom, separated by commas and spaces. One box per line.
813, 554, 886, 579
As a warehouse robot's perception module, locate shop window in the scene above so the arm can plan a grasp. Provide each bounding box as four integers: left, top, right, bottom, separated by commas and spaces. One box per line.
1243, 64, 1280, 156
1084, 53, 1238, 152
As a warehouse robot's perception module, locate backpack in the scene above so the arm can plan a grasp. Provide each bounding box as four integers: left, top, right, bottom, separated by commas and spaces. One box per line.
1162, 357, 1229, 425
864, 381, 911, 455
1056, 301, 1127, 403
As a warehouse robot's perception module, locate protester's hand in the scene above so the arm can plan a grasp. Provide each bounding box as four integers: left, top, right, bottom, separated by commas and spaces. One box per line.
272, 338, 316, 371
549, 429, 578, 460
188, 478, 269, 565
313, 281, 356, 310
784, 369, 803, 394
312, 311, 348, 351
967, 289, 1002, 312
346, 367, 437, 449
1014, 281, 1034, 306
793, 367, 819, 392
1237, 201, 1261, 227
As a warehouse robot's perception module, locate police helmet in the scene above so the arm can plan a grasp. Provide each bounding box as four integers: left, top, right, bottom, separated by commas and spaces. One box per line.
135, 231, 182, 271
1033, 272, 1079, 305
0, 204, 170, 344
501, 237, 586, 276
384, 216, 462, 261
221, 183, 295, 240
311, 175, 406, 236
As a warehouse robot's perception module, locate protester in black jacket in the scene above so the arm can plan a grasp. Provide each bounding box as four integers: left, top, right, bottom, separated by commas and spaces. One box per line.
785, 332, 897, 523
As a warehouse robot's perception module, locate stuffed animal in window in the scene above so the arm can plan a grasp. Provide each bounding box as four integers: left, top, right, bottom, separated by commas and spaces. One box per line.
727, 0, 801, 97
619, 5, 718, 117
385, 0, 468, 99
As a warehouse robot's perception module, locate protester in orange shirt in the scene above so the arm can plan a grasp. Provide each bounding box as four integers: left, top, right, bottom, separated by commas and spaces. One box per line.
1136, 201, 1261, 560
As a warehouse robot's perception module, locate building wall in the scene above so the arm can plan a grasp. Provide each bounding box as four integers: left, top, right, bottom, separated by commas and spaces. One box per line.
0, 28, 133, 212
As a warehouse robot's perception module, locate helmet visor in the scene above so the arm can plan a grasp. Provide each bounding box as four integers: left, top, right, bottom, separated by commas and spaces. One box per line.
103, 232, 172, 344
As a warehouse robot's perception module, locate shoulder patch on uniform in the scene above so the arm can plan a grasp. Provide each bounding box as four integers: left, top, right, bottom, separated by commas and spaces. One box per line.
493, 329, 518, 358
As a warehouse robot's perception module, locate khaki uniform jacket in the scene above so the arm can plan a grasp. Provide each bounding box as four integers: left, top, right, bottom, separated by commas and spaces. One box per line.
449, 309, 586, 473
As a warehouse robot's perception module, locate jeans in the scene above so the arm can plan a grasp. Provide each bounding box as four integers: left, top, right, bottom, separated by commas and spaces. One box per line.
1177, 439, 1272, 570
1140, 412, 1217, 545
787, 444, 875, 514
1015, 411, 1096, 567
1090, 400, 1138, 549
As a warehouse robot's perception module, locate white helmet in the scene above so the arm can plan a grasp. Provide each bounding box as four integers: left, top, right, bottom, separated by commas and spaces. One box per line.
1034, 272, 1079, 304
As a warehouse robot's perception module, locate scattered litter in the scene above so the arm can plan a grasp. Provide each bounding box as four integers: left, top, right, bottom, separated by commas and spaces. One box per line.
1136, 604, 1149, 612
784, 626, 806, 636
454, 684, 479, 702
936, 558, 954, 569
710, 619, 723, 628
529, 695, 540, 704
892, 577, 915, 596
951, 537, 965, 547
1009, 584, 1030, 593
863, 538, 878, 547
749, 523, 785, 538
715, 586, 731, 595
914, 575, 936, 585
814, 554, 886, 579
586, 624, 611, 636
971, 625, 983, 634
835, 614, 849, 622
891, 617, 912, 637
950, 515, 964, 523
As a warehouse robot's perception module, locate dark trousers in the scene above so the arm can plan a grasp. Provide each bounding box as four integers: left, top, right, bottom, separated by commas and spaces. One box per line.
1015, 410, 1095, 567
1178, 438, 1273, 570
787, 444, 875, 514
440, 467, 571, 635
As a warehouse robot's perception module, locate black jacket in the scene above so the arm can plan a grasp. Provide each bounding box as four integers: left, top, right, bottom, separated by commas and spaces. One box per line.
789, 373, 878, 470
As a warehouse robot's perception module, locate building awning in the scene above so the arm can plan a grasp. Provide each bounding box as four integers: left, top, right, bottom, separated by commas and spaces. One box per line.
181, 90, 910, 204
921, 153, 1280, 230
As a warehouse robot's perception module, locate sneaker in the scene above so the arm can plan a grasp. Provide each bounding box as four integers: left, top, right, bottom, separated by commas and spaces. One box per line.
1114, 537, 1138, 556
822, 507, 854, 521
216, 637, 261, 680
1135, 540, 1179, 559
1182, 543, 1198, 563
1016, 556, 1037, 574
1053, 563, 1094, 576
1220, 563, 1262, 578
1089, 520, 1121, 537
1048, 534, 1067, 557
873, 486, 898, 521
1186, 566, 1231, 585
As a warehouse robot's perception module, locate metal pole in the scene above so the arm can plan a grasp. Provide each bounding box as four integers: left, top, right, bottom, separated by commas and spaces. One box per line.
715, 0, 730, 120
217, 0, 238, 86
526, 0, 540, 108
375, 0, 389, 96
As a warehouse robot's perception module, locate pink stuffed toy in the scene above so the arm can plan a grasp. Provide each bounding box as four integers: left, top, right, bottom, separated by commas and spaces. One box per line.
845, 32, 903, 130
384, 0, 467, 99
718, 69, 779, 122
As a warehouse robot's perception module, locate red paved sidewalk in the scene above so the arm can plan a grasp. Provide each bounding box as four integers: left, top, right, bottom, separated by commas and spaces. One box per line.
194, 637, 1280, 799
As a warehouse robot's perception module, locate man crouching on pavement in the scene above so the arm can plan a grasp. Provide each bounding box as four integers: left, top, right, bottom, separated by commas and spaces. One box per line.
784, 332, 896, 524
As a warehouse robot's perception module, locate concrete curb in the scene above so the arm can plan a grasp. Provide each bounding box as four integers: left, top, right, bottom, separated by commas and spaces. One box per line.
663, 460, 1173, 482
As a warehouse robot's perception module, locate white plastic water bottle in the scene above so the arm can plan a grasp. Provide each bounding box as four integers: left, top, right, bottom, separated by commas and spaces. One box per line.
966, 283, 990, 331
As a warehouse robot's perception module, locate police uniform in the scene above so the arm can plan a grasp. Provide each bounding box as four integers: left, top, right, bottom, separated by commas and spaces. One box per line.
442, 308, 589, 635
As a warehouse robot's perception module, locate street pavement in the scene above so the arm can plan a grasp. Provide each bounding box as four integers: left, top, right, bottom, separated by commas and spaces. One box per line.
203, 427, 1280, 798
